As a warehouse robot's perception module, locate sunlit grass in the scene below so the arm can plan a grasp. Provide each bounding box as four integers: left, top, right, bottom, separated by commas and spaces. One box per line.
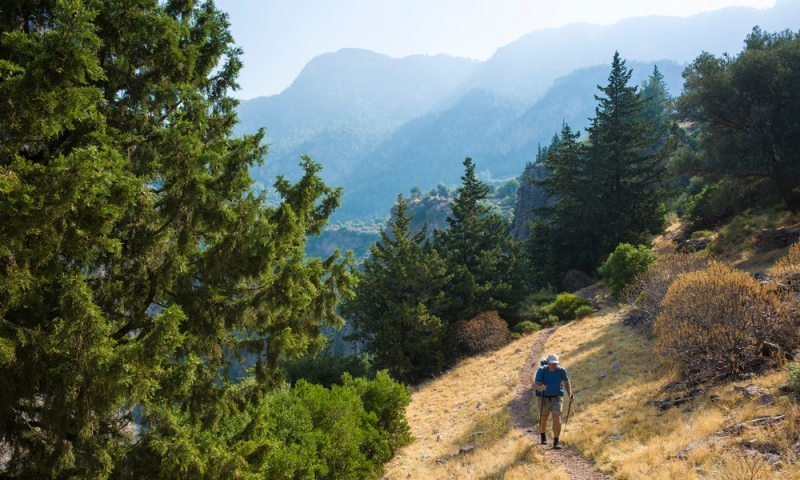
540, 307, 797, 480
382, 332, 569, 479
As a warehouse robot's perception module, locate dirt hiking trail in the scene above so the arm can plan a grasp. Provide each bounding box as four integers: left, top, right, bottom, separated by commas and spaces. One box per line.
511, 327, 610, 480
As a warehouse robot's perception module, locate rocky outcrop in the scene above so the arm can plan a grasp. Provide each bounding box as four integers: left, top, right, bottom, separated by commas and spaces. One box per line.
512, 163, 555, 241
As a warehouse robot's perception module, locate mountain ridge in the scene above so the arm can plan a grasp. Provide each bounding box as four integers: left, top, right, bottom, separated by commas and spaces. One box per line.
236, 1, 800, 220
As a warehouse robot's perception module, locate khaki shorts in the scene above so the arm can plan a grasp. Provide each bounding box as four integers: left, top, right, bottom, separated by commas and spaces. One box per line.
540, 395, 564, 413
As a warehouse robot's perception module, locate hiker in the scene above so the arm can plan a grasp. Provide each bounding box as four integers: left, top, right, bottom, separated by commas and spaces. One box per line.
534, 353, 573, 449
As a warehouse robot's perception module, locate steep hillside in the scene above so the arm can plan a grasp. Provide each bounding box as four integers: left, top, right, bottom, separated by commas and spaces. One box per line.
385, 246, 800, 478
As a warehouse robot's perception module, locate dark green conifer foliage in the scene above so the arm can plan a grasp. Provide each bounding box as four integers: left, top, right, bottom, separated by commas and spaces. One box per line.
342, 196, 450, 384
678, 27, 800, 212
639, 65, 673, 139
0, 1, 355, 477
585, 52, 672, 253
533, 124, 598, 274
435, 158, 526, 323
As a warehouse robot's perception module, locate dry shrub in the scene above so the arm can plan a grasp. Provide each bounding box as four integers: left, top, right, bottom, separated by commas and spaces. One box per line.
771, 241, 800, 291
654, 261, 799, 382
453, 311, 509, 356
625, 253, 711, 331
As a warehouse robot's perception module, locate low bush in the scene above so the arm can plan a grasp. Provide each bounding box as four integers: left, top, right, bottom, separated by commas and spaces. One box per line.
539, 314, 559, 327
684, 178, 776, 231
574, 305, 593, 319
453, 311, 510, 356
512, 321, 541, 335
625, 254, 711, 330
787, 362, 800, 399
654, 261, 799, 383
598, 243, 657, 298
543, 293, 591, 321
772, 241, 800, 289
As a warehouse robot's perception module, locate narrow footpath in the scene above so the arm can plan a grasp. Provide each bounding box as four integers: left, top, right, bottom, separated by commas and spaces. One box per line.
510, 327, 610, 480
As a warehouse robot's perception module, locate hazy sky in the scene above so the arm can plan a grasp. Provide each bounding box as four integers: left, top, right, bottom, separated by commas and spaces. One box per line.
214, 0, 776, 99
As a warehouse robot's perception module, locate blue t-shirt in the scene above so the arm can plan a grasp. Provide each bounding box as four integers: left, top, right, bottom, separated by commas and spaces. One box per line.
535, 366, 569, 397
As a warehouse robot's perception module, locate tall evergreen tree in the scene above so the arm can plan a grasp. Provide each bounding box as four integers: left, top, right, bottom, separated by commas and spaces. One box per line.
639, 65, 673, 139
585, 52, 672, 252
342, 196, 450, 384
434, 158, 526, 322
0, 1, 354, 476
534, 123, 599, 274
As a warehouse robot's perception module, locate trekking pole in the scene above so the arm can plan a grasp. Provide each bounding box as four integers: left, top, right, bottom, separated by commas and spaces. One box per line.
537, 392, 544, 432
562, 396, 574, 435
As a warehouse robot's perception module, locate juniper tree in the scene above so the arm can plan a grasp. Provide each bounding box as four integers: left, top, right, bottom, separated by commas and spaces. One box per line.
342, 196, 450, 384
0, 1, 353, 477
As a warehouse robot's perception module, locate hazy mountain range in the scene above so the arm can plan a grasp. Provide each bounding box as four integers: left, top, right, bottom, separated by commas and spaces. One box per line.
235, 0, 800, 220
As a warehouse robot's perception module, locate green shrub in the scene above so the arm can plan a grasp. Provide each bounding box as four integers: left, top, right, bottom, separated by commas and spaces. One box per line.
787, 362, 800, 398
453, 311, 510, 356
543, 293, 591, 321
598, 243, 657, 298
539, 314, 559, 327
344, 371, 413, 449
512, 321, 541, 335
528, 290, 557, 305
509, 332, 521, 341
574, 305, 593, 319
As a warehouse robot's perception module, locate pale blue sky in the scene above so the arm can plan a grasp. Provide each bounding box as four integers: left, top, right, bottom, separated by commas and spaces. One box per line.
214, 0, 776, 99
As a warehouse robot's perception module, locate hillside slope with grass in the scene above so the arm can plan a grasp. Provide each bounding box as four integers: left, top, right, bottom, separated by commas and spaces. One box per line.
383, 236, 800, 479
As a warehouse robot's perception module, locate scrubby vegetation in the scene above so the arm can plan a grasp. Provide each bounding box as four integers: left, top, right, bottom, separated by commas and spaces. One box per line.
453, 311, 511, 356
625, 253, 711, 330
598, 243, 658, 297
654, 261, 799, 383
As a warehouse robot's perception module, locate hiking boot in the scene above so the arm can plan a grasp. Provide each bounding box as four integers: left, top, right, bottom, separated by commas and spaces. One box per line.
540, 433, 547, 445
553, 438, 561, 450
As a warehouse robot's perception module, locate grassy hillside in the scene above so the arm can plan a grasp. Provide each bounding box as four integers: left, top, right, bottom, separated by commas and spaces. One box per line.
383, 228, 800, 479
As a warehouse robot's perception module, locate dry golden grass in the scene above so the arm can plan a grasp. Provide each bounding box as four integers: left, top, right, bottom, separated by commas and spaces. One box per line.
540, 309, 799, 479
382, 332, 569, 479
383, 240, 800, 479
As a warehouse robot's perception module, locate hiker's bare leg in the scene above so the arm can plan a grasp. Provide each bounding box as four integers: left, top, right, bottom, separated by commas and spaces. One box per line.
539, 414, 549, 434
552, 411, 562, 437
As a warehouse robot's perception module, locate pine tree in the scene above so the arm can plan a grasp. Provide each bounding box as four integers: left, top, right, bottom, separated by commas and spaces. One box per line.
0, 2, 354, 476
585, 52, 672, 252
342, 196, 450, 384
639, 65, 673, 139
534, 123, 599, 274
434, 158, 526, 323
